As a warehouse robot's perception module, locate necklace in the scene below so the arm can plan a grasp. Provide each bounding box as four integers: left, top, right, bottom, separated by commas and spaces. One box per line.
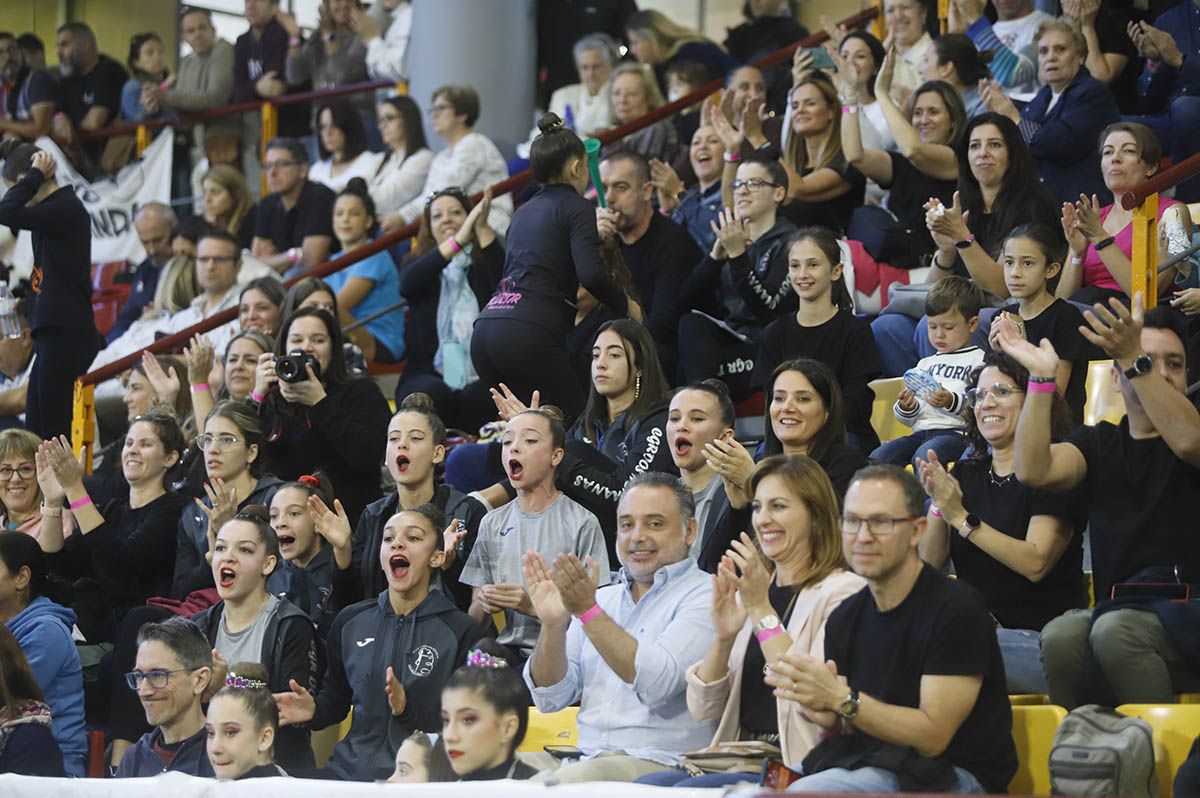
989, 466, 1015, 487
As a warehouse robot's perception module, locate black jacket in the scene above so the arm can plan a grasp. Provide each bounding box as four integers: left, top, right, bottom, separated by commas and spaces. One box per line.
115, 726, 214, 778
192, 597, 319, 772
397, 241, 505, 374
271, 543, 338, 636
343, 484, 486, 611
312, 589, 486, 781
258, 380, 391, 525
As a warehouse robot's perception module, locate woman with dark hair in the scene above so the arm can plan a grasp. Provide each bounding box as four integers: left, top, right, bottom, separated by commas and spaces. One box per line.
186, 331, 275, 433
0, 533, 86, 775
471, 112, 633, 422
396, 186, 504, 432
917, 351, 1085, 693
279, 0, 371, 135
0, 625, 65, 776
253, 307, 390, 524
37, 417, 191, 643
279, 278, 367, 375
371, 95, 434, 232
308, 100, 382, 192
919, 34, 991, 117
724, 0, 807, 107
327, 179, 406, 363
237, 278, 285, 338
755, 229, 883, 454
832, 30, 893, 153
121, 32, 168, 121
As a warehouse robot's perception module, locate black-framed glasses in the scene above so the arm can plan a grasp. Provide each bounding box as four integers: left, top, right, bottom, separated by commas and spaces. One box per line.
840, 514, 920, 537
730, 178, 779, 192
124, 668, 194, 690
0, 464, 35, 481
966, 384, 1024, 406
195, 433, 242, 451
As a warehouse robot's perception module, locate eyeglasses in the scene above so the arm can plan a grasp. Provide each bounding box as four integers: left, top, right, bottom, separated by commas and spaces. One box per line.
263, 159, 300, 171
428, 103, 455, 114
730, 178, 779, 192
966, 384, 1024, 406
840, 514, 920, 537
124, 668, 194, 690
377, 113, 401, 124
0, 465, 35, 481
196, 255, 237, 265
426, 186, 468, 204
195, 433, 243, 451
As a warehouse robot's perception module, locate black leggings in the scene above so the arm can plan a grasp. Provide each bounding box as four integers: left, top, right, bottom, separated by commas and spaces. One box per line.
471, 317, 586, 423
27, 326, 101, 439
394, 368, 495, 433
676, 314, 758, 401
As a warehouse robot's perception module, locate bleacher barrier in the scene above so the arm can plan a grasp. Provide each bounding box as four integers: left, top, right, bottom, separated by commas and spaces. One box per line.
1009, 704, 1068, 796
518, 707, 580, 754
69, 7, 884, 465
1117, 704, 1200, 798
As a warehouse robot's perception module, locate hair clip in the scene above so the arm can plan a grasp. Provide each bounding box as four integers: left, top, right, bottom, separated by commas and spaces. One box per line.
298, 474, 319, 488
466, 650, 508, 670
225, 672, 267, 689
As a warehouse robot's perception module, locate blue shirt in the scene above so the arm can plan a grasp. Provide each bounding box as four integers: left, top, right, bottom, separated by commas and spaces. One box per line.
523, 557, 716, 765
325, 245, 406, 359
671, 181, 722, 253
1139, 1, 1200, 108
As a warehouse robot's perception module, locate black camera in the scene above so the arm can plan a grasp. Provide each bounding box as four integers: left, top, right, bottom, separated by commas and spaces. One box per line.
275, 350, 320, 383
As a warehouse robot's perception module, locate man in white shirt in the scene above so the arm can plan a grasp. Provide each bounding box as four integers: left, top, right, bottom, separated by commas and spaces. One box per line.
885, 0, 935, 97
358, 0, 412, 83
0, 303, 34, 428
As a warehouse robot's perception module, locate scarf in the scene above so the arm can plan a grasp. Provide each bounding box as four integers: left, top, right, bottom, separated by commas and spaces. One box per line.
0, 701, 53, 759
434, 248, 481, 389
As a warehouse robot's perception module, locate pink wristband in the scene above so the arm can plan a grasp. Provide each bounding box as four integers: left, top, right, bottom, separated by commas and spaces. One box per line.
723, 151, 741, 163
1027, 380, 1057, 394
68, 495, 92, 511
447, 238, 463, 255
930, 505, 943, 518
190, 383, 211, 393
755, 626, 785, 644
250, 390, 266, 403
842, 104, 858, 114
577, 604, 603, 625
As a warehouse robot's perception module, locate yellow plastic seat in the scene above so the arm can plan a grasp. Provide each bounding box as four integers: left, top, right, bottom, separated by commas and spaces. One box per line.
518, 707, 579, 753
1116, 704, 1200, 797
869, 377, 907, 444
311, 708, 354, 768
1009, 704, 1068, 795
1010, 694, 1050, 706
1179, 694, 1200, 704
1084, 360, 1125, 426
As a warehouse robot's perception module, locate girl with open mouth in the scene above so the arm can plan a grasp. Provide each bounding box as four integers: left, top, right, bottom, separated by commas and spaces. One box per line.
268, 473, 339, 634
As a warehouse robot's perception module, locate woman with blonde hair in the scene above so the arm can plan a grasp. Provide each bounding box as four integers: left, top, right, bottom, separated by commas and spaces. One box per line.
605, 62, 680, 164
202, 165, 256, 249
638, 453, 864, 787
626, 9, 736, 94
0, 429, 75, 542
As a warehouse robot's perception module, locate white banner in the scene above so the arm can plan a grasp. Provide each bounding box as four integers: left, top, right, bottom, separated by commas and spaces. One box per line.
6, 127, 174, 280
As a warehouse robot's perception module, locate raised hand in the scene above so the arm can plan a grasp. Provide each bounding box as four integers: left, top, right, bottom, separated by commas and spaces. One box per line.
706, 94, 744, 155
489, 382, 537, 422
141, 351, 181, 410
995, 323, 1061, 379
1072, 193, 1105, 243
308, 494, 351, 552
253, 351, 278, 398
551, 553, 600, 617
710, 567, 748, 642
384, 666, 407, 716
791, 47, 815, 87
819, 15, 849, 48
710, 207, 750, 259
765, 652, 845, 711
183, 334, 215, 388
926, 191, 971, 243
41, 436, 84, 492
1060, 202, 1089, 256
441, 518, 466, 566
874, 48, 896, 102
200, 478, 238, 565
484, 583, 535, 616
595, 207, 619, 240
649, 158, 685, 211
703, 436, 755, 508
204, 648, 229, 702
472, 187, 493, 239
31, 151, 56, 179
277, 363, 327, 407
523, 551, 569, 627
915, 450, 964, 519
273, 678, 316, 726
1080, 293, 1145, 365
722, 532, 773, 612
1170, 288, 1200, 316
738, 97, 766, 147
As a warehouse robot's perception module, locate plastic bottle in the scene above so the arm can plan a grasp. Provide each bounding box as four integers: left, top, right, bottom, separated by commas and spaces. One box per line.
0, 283, 22, 339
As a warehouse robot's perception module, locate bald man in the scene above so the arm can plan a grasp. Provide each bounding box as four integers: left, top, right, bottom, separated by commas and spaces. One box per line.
107, 202, 177, 343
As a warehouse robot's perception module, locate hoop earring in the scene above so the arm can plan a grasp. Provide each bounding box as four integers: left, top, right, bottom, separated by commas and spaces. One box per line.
635, 373, 642, 399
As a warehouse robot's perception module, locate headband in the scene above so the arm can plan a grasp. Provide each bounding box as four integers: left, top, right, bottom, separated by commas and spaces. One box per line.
466, 649, 508, 669
225, 672, 267, 689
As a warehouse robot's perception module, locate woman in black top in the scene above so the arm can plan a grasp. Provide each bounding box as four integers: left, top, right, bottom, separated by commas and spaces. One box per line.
252, 307, 390, 524
397, 187, 504, 433
38, 414, 190, 643
471, 112, 631, 423
917, 352, 1085, 693
0, 144, 100, 439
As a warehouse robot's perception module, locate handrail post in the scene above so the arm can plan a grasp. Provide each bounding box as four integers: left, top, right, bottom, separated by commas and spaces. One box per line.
135, 124, 151, 157
873, 0, 888, 43
1131, 193, 1159, 308
938, 0, 949, 32
71, 380, 95, 474
260, 101, 278, 197
394, 80, 408, 96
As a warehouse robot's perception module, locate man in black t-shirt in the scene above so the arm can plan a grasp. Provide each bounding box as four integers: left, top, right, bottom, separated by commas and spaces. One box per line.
767, 465, 1016, 794
597, 150, 700, 372
251, 137, 336, 278
1000, 296, 1200, 708
51, 22, 127, 168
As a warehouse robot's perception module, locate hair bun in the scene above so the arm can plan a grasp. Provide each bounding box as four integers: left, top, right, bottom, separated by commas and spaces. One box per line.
537, 112, 565, 135
699, 378, 731, 399
400, 392, 437, 414
535, 404, 565, 423
239, 504, 270, 523
345, 177, 369, 196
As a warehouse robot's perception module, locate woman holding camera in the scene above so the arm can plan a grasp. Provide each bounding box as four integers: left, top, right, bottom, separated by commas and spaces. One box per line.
253, 307, 390, 524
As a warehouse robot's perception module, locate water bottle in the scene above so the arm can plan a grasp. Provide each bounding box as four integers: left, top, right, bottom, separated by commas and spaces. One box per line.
0, 283, 22, 339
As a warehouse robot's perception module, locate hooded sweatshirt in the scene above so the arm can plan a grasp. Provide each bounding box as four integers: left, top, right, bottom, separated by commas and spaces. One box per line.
5, 596, 88, 776
313, 589, 485, 781
115, 725, 214, 778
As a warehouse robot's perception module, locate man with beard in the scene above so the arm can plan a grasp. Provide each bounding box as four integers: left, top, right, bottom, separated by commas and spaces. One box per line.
52, 22, 127, 168
0, 31, 57, 142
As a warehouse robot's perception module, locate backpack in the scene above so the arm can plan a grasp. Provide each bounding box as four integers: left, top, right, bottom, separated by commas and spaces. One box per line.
1049, 704, 1157, 797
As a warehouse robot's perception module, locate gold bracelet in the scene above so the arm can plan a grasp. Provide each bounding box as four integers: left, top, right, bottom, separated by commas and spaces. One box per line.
41, 505, 62, 518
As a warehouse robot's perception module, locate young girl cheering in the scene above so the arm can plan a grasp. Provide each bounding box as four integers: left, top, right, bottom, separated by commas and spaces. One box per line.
988, 224, 1097, 422
206, 662, 288, 779
272, 504, 486, 782
440, 642, 538, 781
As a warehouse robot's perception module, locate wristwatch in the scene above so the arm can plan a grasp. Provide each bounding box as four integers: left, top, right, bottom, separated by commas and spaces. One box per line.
1123, 354, 1153, 379
959, 513, 982, 540
753, 613, 781, 635
834, 687, 860, 720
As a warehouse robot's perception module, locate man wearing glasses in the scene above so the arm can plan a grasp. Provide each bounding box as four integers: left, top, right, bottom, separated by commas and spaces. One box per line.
115, 617, 214, 777
159, 229, 247, 355
766, 465, 1016, 795
252, 137, 336, 278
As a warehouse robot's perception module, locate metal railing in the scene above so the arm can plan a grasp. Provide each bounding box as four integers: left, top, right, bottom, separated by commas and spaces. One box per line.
69, 6, 883, 462
1121, 150, 1200, 308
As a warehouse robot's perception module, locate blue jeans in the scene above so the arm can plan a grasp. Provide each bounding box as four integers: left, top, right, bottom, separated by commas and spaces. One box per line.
635, 769, 759, 787
998, 627, 1049, 694
871, 308, 998, 378
444, 441, 505, 493
788, 765, 985, 793
871, 429, 968, 470
1128, 97, 1200, 203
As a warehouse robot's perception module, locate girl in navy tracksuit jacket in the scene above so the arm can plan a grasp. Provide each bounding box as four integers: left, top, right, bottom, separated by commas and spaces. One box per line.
277, 502, 484, 781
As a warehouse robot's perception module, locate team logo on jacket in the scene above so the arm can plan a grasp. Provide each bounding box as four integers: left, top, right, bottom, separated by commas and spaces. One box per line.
409, 645, 439, 676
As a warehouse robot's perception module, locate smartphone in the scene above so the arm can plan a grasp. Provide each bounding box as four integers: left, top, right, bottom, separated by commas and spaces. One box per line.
544, 744, 583, 759
804, 46, 836, 71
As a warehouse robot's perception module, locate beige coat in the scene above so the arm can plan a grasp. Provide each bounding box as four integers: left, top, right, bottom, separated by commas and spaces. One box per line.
684, 569, 866, 766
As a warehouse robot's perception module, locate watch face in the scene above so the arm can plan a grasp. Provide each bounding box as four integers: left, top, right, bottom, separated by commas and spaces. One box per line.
758, 614, 780, 631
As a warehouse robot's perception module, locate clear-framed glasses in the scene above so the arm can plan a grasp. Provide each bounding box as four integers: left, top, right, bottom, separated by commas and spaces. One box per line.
729, 178, 779, 192
124, 668, 193, 690
966, 384, 1024, 406
0, 464, 35, 481
840, 514, 920, 537
195, 433, 242, 451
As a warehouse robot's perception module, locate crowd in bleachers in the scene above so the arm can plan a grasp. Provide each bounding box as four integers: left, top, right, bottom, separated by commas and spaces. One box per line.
1, 0, 1200, 792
